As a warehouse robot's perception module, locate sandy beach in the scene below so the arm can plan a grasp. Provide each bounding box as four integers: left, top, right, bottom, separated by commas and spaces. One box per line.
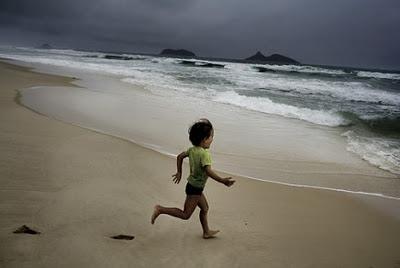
1, 60, 400, 267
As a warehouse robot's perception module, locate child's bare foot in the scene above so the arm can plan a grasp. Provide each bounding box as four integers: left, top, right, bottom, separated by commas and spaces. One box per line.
203, 230, 219, 239
151, 205, 161, 224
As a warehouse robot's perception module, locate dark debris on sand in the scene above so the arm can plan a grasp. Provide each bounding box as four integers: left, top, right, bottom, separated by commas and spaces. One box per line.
13, 225, 41, 235
110, 234, 135, 240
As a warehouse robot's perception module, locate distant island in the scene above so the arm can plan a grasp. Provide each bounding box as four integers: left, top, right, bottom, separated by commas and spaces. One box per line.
159, 49, 298, 64
160, 49, 196, 57
245, 51, 299, 64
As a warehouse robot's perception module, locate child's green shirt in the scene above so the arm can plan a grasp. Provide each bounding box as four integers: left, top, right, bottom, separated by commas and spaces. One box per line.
186, 146, 212, 188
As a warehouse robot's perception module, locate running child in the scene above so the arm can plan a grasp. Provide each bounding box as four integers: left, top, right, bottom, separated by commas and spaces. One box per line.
151, 119, 235, 239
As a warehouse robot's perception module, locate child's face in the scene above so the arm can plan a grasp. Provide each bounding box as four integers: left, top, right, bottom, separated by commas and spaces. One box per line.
201, 129, 214, 149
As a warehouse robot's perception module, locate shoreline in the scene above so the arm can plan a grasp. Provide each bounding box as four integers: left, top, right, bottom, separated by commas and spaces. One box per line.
19, 92, 400, 202
1, 59, 400, 267
11, 58, 400, 199
4, 58, 400, 200
1, 47, 400, 179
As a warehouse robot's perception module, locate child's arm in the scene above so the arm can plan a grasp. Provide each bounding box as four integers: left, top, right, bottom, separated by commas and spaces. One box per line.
172, 151, 188, 184
205, 166, 235, 187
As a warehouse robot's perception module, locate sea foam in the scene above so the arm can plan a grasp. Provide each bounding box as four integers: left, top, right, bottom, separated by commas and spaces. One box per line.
357, 71, 400, 80
342, 131, 400, 175
213, 90, 348, 126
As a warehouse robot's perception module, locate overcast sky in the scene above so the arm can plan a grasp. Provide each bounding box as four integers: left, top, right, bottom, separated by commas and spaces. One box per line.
0, 0, 399, 69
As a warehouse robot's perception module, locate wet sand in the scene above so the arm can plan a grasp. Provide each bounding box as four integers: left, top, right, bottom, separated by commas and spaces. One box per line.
0, 60, 399, 268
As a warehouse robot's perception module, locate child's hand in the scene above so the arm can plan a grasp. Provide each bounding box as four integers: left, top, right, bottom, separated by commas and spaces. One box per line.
172, 172, 182, 184
223, 177, 235, 187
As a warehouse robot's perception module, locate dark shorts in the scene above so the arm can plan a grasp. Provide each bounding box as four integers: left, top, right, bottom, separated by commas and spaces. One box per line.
185, 182, 204, 196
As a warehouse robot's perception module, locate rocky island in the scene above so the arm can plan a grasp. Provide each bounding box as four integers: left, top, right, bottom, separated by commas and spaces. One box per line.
246, 51, 299, 64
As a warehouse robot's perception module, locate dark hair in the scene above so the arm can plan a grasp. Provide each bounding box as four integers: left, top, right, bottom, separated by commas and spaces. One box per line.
188, 119, 213, 146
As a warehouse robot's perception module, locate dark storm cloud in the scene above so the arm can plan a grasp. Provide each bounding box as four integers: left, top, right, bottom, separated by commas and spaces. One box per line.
0, 0, 399, 69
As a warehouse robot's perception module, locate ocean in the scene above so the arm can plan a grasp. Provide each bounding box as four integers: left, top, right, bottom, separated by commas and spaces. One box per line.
1, 46, 399, 198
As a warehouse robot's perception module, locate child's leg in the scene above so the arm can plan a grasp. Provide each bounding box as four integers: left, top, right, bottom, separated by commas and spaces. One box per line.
198, 194, 219, 239
151, 195, 200, 224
